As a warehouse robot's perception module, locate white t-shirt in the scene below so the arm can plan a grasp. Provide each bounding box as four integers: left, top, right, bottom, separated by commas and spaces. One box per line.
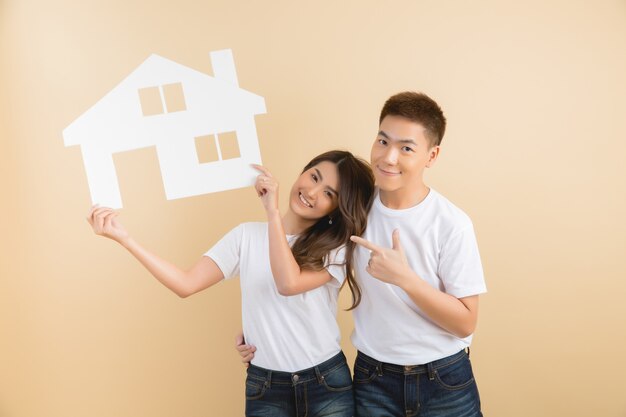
205, 222, 347, 372
351, 189, 487, 365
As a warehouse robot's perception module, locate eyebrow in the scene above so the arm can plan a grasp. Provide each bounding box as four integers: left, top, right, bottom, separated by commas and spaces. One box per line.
315, 168, 338, 196
378, 130, 418, 145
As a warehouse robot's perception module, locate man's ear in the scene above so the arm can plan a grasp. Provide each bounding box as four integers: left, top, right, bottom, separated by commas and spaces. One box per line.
426, 146, 440, 168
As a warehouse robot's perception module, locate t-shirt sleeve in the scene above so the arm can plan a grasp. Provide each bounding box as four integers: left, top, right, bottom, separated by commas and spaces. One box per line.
438, 223, 487, 298
204, 224, 244, 280
324, 245, 347, 288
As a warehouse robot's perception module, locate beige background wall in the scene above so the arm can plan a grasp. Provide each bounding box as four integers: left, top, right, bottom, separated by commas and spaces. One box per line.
2, 1, 625, 416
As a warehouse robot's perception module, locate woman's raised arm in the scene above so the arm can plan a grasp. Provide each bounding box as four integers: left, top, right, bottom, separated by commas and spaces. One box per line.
87, 206, 224, 298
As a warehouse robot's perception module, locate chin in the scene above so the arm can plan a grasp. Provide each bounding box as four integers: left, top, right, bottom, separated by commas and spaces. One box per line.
288, 197, 302, 214
375, 178, 400, 192
288, 196, 309, 218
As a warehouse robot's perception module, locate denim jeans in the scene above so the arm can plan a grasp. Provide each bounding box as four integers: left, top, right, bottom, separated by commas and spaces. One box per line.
353, 350, 482, 417
245, 351, 354, 417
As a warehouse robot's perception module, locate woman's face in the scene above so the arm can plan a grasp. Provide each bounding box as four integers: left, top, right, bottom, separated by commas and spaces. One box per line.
288, 161, 340, 222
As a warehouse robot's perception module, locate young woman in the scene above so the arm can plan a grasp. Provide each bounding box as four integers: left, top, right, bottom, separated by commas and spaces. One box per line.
87, 150, 375, 417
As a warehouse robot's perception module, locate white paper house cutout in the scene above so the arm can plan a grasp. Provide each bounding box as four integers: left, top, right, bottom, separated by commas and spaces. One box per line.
63, 49, 266, 208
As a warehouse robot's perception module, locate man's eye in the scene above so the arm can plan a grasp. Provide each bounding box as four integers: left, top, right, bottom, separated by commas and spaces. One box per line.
378, 139, 387, 145
402, 146, 414, 152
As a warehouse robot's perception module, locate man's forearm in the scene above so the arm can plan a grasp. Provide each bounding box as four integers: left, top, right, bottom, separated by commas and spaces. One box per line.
401, 273, 479, 338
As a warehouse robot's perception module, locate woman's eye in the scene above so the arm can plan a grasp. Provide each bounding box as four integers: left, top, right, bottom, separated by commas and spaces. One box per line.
311, 174, 318, 182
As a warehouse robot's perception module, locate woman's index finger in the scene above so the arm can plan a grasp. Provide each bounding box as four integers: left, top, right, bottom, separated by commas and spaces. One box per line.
250, 164, 273, 177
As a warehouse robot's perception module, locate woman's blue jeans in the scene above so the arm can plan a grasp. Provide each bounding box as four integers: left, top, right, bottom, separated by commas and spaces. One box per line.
353, 349, 482, 417
245, 351, 354, 417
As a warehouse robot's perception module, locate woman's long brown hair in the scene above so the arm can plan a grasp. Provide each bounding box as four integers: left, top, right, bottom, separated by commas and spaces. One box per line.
290, 150, 375, 310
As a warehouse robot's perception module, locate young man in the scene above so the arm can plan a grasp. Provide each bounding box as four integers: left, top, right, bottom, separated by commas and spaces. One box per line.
237, 91, 486, 416
348, 91, 486, 416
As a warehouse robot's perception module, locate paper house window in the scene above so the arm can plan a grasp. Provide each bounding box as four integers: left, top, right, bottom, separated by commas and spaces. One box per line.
138, 86, 163, 116
138, 82, 186, 116
195, 131, 241, 164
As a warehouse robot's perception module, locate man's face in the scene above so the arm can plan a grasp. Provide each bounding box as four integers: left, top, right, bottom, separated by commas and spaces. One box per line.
370, 115, 439, 195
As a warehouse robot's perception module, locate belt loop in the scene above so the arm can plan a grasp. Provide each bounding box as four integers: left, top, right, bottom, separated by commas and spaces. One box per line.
466, 347, 471, 358
376, 362, 384, 377
427, 362, 435, 381
266, 370, 272, 389
315, 366, 324, 384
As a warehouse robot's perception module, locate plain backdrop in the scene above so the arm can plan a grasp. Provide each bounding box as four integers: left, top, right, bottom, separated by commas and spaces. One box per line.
1, 1, 625, 416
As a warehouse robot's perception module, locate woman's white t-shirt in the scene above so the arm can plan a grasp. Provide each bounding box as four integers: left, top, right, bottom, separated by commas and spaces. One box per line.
205, 222, 346, 372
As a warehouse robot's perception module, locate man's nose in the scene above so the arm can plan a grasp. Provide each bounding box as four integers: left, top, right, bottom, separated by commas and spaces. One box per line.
383, 147, 398, 164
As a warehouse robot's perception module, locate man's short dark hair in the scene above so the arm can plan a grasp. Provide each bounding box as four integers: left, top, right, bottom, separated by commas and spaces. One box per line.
379, 92, 447, 147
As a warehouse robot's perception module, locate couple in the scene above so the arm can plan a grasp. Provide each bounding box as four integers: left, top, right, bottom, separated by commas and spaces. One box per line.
87, 92, 486, 417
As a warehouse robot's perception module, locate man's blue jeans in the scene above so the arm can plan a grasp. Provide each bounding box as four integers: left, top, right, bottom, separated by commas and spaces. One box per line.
354, 350, 482, 417
245, 351, 354, 417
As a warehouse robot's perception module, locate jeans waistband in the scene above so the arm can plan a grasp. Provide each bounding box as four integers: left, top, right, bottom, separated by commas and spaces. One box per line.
247, 351, 348, 386
356, 349, 468, 376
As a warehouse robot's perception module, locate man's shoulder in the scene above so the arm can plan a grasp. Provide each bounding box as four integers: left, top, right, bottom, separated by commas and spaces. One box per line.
428, 189, 473, 230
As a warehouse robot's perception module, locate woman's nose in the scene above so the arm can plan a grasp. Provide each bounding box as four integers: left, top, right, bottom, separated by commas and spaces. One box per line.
306, 184, 323, 199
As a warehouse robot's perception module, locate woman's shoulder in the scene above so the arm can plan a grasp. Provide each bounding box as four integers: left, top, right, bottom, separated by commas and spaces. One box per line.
326, 243, 347, 265
235, 221, 268, 236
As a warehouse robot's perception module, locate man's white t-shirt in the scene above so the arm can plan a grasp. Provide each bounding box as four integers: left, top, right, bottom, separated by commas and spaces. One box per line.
205, 222, 346, 372
351, 189, 487, 365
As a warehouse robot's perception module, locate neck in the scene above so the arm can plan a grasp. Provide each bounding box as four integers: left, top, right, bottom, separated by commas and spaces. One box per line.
281, 210, 315, 235
379, 183, 430, 209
